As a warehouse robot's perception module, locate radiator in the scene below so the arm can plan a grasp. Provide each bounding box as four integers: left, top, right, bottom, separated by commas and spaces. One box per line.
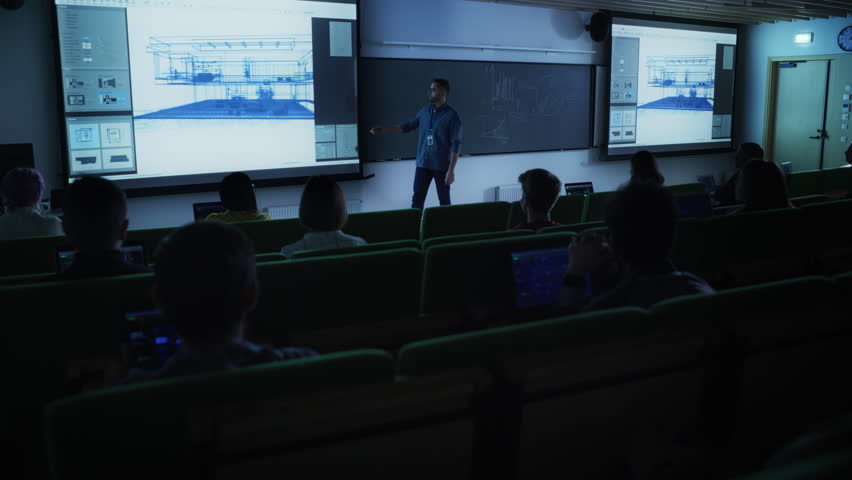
264, 199, 363, 220
495, 184, 523, 202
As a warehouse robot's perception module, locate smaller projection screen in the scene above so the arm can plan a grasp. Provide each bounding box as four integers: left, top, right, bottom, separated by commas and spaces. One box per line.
607, 17, 738, 157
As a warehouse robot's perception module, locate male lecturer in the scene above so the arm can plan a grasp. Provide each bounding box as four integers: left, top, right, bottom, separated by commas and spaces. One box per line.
371, 78, 463, 209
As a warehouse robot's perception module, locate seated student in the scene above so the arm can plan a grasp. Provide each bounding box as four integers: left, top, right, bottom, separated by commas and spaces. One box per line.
715, 142, 764, 205
558, 182, 714, 312
58, 176, 151, 280
205, 172, 271, 223
121, 222, 316, 383
626, 150, 665, 187
733, 159, 793, 213
0, 168, 62, 240
512, 168, 561, 230
280, 175, 366, 256
846, 144, 852, 199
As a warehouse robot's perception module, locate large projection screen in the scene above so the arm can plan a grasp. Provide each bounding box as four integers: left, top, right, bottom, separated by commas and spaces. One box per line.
607, 17, 738, 158
54, 0, 360, 192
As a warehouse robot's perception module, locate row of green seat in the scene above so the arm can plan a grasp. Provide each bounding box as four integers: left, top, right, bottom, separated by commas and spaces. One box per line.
4, 196, 852, 301
41, 273, 852, 479
787, 166, 852, 198
0, 183, 707, 277
4, 194, 851, 292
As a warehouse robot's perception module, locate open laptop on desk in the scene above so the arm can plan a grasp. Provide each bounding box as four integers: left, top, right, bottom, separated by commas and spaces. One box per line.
193, 202, 226, 221
120, 309, 181, 370
56, 242, 146, 274
564, 182, 594, 196
511, 247, 592, 312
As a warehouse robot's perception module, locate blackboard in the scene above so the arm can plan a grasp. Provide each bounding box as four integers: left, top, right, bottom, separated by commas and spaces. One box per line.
359, 58, 594, 162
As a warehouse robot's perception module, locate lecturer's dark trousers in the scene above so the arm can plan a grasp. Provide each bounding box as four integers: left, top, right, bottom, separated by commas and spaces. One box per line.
412, 166, 451, 210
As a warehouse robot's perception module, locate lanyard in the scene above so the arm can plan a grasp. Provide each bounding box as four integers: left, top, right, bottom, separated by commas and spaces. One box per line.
429, 105, 439, 130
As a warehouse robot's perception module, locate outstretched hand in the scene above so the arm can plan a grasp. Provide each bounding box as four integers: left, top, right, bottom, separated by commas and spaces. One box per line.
567, 232, 613, 276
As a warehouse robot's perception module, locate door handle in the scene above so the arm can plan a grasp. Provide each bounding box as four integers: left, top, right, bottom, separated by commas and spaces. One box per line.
809, 129, 828, 140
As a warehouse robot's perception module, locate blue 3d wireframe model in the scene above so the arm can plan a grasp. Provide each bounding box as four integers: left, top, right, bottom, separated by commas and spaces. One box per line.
136, 35, 315, 120
639, 55, 715, 111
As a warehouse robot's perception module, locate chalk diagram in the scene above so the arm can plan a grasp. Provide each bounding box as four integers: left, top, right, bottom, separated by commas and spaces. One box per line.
480, 65, 576, 143
136, 35, 315, 119
639, 55, 715, 111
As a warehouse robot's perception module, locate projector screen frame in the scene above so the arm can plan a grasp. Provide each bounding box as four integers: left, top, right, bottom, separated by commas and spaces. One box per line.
601, 11, 741, 162
51, 0, 366, 198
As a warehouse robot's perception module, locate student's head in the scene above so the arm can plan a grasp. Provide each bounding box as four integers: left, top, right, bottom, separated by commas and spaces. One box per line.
518, 168, 561, 216
62, 176, 128, 252
429, 78, 450, 103
630, 150, 665, 186
299, 175, 347, 232
735, 142, 764, 169
154, 221, 257, 345
845, 143, 852, 166
737, 159, 791, 211
219, 172, 258, 212
605, 182, 677, 268
1, 168, 45, 209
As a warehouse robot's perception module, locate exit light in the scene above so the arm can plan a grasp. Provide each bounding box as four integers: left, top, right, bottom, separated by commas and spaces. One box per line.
795, 32, 813, 44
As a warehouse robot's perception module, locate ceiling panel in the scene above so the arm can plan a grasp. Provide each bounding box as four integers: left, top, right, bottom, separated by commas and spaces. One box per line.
470, 0, 852, 24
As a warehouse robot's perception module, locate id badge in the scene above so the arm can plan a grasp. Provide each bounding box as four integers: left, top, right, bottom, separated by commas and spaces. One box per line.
426, 129, 434, 147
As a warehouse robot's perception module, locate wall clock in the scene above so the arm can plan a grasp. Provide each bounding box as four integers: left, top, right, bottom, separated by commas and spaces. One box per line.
839, 25, 852, 52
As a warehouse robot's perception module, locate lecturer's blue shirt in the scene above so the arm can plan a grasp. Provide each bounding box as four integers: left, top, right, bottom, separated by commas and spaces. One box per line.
400, 103, 463, 172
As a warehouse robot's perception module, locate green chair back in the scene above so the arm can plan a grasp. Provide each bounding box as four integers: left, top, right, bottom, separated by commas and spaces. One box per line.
790, 194, 830, 207
420, 233, 573, 315
233, 217, 306, 254
739, 449, 852, 480
787, 167, 852, 198
250, 249, 423, 349
0, 273, 156, 478
712, 204, 742, 216
344, 208, 422, 243
583, 191, 617, 222
653, 277, 851, 461
290, 239, 420, 259
822, 166, 852, 192
256, 252, 286, 263
0, 234, 68, 276
803, 199, 852, 273
421, 229, 533, 250
539, 221, 604, 235
714, 208, 807, 286
399, 308, 649, 377
802, 199, 852, 250
0, 271, 55, 287
420, 202, 510, 241
666, 182, 707, 195
45, 350, 395, 479
787, 169, 826, 198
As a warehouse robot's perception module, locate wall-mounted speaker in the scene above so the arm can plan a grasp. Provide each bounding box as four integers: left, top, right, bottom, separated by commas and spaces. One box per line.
1, 0, 26, 10
586, 11, 611, 43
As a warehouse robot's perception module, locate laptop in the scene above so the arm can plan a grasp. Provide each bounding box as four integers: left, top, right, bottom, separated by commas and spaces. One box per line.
674, 192, 713, 219
510, 247, 572, 310
121, 309, 182, 370
564, 182, 594, 196
192, 201, 225, 221
56, 242, 146, 274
